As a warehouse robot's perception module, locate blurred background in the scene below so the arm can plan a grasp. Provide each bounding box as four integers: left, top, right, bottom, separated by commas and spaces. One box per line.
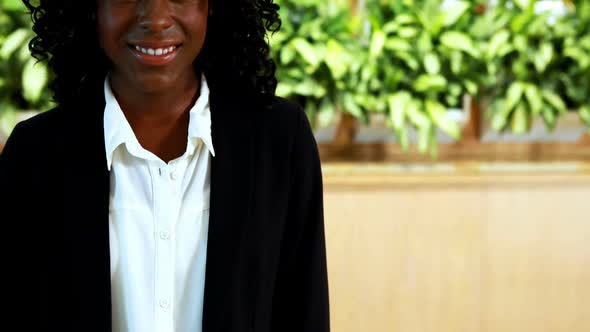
1, 0, 590, 331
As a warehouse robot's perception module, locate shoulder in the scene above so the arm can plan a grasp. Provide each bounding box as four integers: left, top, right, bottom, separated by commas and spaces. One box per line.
1, 106, 69, 161
252, 96, 319, 168
254, 96, 313, 147
9, 106, 69, 140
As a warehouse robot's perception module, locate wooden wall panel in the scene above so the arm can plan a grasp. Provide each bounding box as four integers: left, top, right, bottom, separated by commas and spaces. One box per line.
322, 164, 590, 332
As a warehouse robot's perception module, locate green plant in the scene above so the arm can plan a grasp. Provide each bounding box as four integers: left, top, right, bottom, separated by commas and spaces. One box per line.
0, 0, 53, 136
365, 0, 486, 155
270, 0, 369, 129
479, 0, 590, 134
566, 0, 590, 133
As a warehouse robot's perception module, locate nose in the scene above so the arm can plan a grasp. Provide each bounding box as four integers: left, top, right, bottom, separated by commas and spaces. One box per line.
138, 0, 173, 33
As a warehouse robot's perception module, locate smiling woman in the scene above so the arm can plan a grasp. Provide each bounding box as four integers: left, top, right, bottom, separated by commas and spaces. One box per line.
23, 0, 281, 105
0, 1, 329, 332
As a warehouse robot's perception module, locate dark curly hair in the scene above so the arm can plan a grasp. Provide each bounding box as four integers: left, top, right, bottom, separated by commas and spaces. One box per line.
22, 0, 281, 106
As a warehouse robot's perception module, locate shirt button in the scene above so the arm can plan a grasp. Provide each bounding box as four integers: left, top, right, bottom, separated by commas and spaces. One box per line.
158, 299, 169, 309
170, 171, 178, 180
159, 230, 170, 240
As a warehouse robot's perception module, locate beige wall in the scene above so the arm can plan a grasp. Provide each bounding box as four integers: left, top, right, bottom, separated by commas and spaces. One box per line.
323, 163, 590, 332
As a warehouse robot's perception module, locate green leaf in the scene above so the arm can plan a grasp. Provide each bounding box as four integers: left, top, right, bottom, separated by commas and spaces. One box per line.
280, 46, 296, 64
513, 0, 532, 10
511, 12, 533, 33
542, 106, 557, 131
448, 83, 462, 98
417, 32, 433, 53
580, 105, 590, 127
394, 14, 416, 25
542, 89, 567, 114
505, 82, 525, 113
442, 1, 470, 27
463, 80, 478, 96
423, 53, 441, 74
511, 104, 529, 134
317, 97, 336, 128
397, 27, 419, 38
22, 59, 49, 103
304, 101, 318, 128
413, 74, 447, 92
429, 130, 439, 159
417, 123, 432, 154
384, 37, 412, 52
395, 52, 420, 70
383, 21, 399, 34
533, 43, 553, 73
450, 51, 463, 74
406, 99, 430, 128
387, 92, 411, 151
325, 39, 347, 79
425, 100, 461, 139
491, 98, 513, 132
342, 93, 364, 120
486, 29, 511, 60
388, 91, 411, 129
524, 84, 543, 116
0, 28, 29, 60
3, 0, 24, 11
275, 82, 293, 97
292, 79, 326, 98
395, 125, 410, 152
291, 38, 322, 68
564, 47, 590, 69
370, 30, 386, 58
439, 31, 478, 57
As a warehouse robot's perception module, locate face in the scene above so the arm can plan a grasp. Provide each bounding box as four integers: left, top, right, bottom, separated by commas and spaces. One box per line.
97, 0, 208, 93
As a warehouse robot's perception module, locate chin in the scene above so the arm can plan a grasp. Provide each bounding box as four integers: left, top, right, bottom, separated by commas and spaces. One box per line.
134, 73, 177, 93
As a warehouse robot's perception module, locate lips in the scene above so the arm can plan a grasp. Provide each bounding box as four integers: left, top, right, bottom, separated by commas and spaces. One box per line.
128, 42, 182, 65
132, 45, 178, 56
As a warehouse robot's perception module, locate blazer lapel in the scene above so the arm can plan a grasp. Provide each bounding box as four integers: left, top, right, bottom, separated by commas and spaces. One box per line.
202, 91, 257, 331
62, 95, 112, 331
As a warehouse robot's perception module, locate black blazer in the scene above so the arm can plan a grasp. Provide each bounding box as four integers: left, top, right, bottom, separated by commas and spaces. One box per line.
0, 88, 329, 332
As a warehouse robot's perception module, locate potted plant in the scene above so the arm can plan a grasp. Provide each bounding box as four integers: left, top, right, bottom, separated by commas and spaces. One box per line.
565, 0, 590, 134
477, 0, 589, 141
363, 0, 485, 155
270, 0, 368, 144
0, 0, 53, 144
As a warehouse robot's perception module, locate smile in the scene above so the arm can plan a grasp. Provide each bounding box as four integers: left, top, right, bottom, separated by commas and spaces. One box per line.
128, 43, 182, 65
133, 45, 177, 56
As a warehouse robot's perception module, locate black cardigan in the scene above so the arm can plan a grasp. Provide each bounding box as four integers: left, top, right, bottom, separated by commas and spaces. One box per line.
0, 89, 330, 332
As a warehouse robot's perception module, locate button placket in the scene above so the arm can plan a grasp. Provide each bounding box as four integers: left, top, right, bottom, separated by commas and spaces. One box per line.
159, 230, 170, 240
153, 162, 174, 331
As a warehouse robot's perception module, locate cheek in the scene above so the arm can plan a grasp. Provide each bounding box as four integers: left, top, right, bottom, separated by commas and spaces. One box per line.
192, 15, 209, 46
96, 7, 128, 55
97, 18, 115, 53
188, 0, 209, 36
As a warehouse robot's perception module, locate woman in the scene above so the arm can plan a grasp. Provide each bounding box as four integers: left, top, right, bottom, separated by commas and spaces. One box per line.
0, 1, 329, 331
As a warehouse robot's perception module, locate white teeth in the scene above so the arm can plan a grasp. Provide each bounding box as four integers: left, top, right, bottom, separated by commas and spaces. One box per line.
134, 45, 177, 56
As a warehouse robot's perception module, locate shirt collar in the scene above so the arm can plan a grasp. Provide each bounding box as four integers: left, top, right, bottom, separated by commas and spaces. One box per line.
103, 74, 216, 171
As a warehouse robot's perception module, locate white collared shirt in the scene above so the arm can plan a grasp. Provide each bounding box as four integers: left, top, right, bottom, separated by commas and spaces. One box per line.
103, 75, 215, 332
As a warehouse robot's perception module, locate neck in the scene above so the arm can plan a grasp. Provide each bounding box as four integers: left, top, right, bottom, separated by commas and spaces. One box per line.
109, 70, 201, 125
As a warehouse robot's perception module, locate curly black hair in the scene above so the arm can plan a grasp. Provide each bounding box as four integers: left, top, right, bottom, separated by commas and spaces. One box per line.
22, 0, 281, 106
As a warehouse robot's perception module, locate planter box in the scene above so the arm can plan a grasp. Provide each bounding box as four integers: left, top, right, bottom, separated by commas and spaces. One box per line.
313, 96, 471, 145
480, 111, 587, 143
